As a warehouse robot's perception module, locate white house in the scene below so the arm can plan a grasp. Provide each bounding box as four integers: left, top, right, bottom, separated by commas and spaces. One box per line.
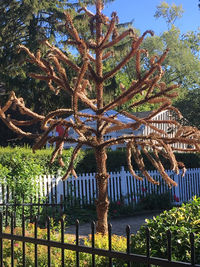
50, 108, 186, 151
54, 108, 143, 150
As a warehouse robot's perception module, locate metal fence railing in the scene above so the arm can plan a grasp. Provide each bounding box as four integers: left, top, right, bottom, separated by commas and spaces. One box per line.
0, 213, 199, 267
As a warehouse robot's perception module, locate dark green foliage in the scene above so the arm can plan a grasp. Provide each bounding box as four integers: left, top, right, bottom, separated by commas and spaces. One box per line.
0, 146, 81, 177
76, 150, 200, 173
175, 88, 200, 128
135, 192, 173, 211
131, 197, 200, 263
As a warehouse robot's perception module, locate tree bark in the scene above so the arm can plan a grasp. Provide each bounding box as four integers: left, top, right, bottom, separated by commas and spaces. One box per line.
95, 148, 109, 234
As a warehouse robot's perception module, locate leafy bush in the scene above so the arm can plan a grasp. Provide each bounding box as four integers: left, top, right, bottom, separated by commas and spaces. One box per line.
0, 146, 82, 221
0, 149, 42, 203
0, 146, 81, 176
131, 196, 200, 264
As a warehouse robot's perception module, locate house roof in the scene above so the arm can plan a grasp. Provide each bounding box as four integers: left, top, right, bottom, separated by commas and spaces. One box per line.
66, 108, 135, 124
132, 110, 152, 118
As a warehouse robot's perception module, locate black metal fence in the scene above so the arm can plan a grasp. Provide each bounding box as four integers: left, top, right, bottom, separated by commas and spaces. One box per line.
0, 213, 199, 267
0, 198, 64, 228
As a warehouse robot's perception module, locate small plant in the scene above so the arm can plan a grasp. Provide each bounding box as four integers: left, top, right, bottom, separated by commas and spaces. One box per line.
131, 196, 200, 263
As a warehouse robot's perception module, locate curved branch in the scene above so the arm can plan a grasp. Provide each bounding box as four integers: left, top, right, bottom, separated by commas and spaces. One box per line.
127, 142, 143, 181
62, 144, 82, 181
102, 29, 134, 49
42, 109, 73, 130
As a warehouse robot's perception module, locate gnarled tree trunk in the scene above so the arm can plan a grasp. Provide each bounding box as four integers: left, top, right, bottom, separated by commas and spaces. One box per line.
95, 148, 109, 234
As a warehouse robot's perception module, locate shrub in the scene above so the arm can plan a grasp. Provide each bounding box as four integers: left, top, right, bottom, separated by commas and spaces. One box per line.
0, 146, 82, 222
0, 146, 83, 201
131, 196, 200, 264
0, 149, 42, 203
0, 146, 81, 176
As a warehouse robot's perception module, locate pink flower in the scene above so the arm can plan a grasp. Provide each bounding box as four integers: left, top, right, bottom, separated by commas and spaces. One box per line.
142, 187, 147, 193
14, 243, 19, 247
174, 194, 180, 202
116, 201, 121, 205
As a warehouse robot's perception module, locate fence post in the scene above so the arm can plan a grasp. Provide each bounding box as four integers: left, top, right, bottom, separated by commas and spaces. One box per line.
120, 166, 128, 204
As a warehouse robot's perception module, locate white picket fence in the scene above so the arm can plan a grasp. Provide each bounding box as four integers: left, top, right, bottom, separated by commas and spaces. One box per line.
0, 167, 200, 206
33, 167, 200, 206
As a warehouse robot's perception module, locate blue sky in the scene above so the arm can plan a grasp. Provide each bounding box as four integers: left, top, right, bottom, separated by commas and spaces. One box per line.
100, 0, 200, 35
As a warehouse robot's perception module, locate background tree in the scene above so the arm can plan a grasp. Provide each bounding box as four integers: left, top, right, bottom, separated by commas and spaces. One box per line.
110, 2, 200, 114
1, 0, 200, 234
174, 88, 200, 128
154, 1, 184, 29
0, 0, 125, 146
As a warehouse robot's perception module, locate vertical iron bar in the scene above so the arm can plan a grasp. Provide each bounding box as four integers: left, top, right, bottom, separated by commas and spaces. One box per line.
47, 217, 51, 267
146, 227, 150, 267
22, 214, 26, 267
2, 185, 5, 221
190, 232, 195, 266
14, 197, 16, 227
35, 216, 38, 267
61, 218, 65, 267
63, 180, 66, 203
76, 219, 80, 267
126, 225, 131, 267
5, 185, 9, 227
55, 179, 57, 205
38, 197, 41, 217
11, 214, 14, 267
167, 230, 172, 262
51, 181, 54, 204
0, 213, 3, 267
30, 197, 33, 223
108, 223, 112, 267
60, 195, 63, 217
22, 195, 25, 223
91, 221, 95, 267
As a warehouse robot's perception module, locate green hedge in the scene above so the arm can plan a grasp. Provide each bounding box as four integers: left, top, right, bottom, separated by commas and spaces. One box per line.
0, 146, 81, 176
75, 149, 200, 173
131, 196, 200, 263
0, 146, 81, 204
1, 147, 200, 176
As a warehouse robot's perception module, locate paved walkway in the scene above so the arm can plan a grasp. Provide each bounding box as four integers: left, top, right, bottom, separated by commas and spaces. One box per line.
65, 211, 160, 238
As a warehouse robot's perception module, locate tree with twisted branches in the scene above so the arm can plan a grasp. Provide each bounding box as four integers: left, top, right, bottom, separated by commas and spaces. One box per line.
0, 0, 199, 234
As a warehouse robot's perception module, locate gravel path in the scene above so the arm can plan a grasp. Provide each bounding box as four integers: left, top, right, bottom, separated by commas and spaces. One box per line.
65, 211, 160, 238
